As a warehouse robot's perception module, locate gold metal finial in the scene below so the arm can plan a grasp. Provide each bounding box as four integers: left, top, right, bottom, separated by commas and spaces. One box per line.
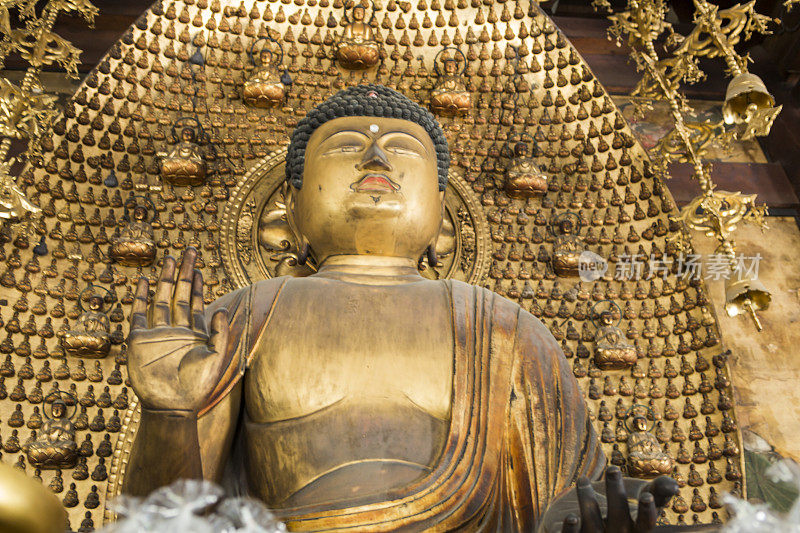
725, 278, 771, 331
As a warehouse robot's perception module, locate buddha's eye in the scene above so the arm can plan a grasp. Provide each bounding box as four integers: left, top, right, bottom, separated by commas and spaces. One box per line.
323, 144, 362, 154
386, 146, 420, 156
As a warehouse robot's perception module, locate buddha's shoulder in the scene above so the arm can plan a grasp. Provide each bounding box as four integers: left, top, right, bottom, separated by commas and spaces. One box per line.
446, 279, 524, 311
210, 276, 292, 310
446, 279, 556, 342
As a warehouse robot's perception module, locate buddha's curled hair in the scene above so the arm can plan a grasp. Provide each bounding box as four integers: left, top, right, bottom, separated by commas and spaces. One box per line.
285, 84, 450, 191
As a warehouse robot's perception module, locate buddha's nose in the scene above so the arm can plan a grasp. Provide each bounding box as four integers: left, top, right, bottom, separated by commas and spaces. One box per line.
357, 141, 392, 172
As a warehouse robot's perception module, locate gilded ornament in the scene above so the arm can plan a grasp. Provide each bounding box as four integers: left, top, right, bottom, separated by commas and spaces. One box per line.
0, 158, 40, 220
335, 1, 380, 70
108, 196, 157, 267
591, 301, 638, 370
724, 277, 771, 331
62, 285, 111, 359
550, 211, 584, 277
625, 405, 675, 478
504, 135, 548, 199
723, 72, 776, 125
25, 391, 79, 470
243, 37, 290, 109
429, 47, 471, 116
159, 117, 208, 187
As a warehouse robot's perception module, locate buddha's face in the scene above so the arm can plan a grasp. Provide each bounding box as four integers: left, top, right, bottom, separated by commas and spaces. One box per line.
258, 49, 273, 67
632, 415, 648, 432
133, 205, 147, 221
289, 116, 444, 264
52, 402, 66, 419
88, 296, 103, 312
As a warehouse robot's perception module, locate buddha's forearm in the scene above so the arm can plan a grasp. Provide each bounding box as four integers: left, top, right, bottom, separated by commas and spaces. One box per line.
122, 408, 203, 496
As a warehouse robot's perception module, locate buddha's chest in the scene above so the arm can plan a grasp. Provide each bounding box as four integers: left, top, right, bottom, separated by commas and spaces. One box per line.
244, 280, 454, 425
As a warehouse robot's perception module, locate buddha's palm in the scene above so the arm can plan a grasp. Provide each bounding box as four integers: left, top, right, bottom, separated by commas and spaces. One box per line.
127, 248, 231, 413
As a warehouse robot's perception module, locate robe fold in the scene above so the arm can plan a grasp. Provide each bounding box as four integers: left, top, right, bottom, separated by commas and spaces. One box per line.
195, 278, 605, 532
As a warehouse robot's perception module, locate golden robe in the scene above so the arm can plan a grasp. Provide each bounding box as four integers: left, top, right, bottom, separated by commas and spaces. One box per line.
179, 279, 605, 531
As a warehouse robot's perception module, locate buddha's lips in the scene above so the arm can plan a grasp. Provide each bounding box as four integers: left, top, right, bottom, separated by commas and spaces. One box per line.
351, 174, 400, 194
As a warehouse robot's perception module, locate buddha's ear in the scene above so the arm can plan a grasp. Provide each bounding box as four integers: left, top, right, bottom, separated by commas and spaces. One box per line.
282, 182, 312, 263
283, 181, 297, 225
424, 189, 447, 268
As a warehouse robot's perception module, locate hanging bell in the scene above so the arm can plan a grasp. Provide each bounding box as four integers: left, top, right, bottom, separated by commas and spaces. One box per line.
724, 278, 771, 331
722, 73, 775, 125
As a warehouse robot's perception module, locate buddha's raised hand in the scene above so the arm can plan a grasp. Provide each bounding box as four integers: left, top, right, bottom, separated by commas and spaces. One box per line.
127, 247, 231, 413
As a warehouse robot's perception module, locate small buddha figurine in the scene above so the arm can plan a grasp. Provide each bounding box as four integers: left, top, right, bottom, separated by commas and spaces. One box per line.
505, 141, 548, 199
594, 309, 638, 370
25, 397, 79, 469
335, 2, 380, 70
243, 40, 288, 108
551, 213, 584, 277
160, 124, 207, 187
62, 290, 111, 359
627, 412, 675, 478
109, 198, 157, 267
429, 49, 471, 117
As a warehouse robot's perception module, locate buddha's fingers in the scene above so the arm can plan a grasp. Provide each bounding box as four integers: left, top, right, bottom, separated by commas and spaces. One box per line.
604, 466, 632, 533
562, 514, 580, 533
190, 270, 207, 336
209, 308, 229, 357
152, 256, 177, 327
172, 248, 197, 328
576, 477, 603, 533
130, 277, 149, 331
634, 492, 656, 533
641, 477, 679, 509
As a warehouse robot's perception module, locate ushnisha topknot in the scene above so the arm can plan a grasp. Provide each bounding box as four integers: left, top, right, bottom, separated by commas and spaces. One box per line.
285, 84, 450, 191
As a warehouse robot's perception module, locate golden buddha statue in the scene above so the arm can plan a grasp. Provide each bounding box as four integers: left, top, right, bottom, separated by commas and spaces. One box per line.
593, 305, 638, 370
429, 48, 471, 117
335, 2, 380, 70
552, 212, 584, 277
243, 38, 288, 109
159, 120, 207, 187
626, 411, 674, 479
62, 287, 111, 359
122, 86, 674, 531
25, 395, 78, 470
108, 197, 157, 267
505, 140, 548, 199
